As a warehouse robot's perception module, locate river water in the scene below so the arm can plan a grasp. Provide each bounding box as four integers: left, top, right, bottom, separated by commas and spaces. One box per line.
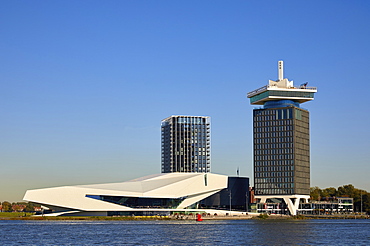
0, 219, 369, 245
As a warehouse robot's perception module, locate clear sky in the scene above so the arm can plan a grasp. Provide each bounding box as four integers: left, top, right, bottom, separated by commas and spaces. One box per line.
1, 1, 370, 202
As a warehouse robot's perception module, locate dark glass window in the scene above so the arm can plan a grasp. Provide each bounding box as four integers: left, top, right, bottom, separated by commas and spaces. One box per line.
86, 195, 185, 209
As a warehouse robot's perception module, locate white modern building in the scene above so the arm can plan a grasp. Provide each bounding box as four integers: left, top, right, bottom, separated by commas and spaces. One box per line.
23, 173, 245, 216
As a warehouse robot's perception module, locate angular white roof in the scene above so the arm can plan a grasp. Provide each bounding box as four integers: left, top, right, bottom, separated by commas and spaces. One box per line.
23, 173, 228, 212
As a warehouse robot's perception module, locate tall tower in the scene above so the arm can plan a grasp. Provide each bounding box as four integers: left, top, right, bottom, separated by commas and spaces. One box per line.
161, 115, 210, 173
247, 61, 317, 215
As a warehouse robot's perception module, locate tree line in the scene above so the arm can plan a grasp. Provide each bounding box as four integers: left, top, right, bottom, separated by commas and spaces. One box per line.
310, 184, 369, 214
0, 201, 39, 212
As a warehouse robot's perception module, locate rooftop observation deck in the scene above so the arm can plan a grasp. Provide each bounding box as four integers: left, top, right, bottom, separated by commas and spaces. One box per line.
247, 85, 318, 105
247, 85, 317, 98
247, 61, 318, 105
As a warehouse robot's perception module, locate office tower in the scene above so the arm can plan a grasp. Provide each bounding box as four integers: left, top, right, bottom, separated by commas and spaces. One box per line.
161, 115, 210, 173
247, 61, 317, 215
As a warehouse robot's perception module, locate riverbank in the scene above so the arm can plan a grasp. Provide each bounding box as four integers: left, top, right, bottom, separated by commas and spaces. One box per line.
303, 214, 369, 219
0, 212, 368, 221
0, 215, 172, 221
0, 214, 255, 221
0, 212, 257, 221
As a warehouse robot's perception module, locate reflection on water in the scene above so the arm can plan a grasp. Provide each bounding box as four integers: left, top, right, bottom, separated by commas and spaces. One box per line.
0, 219, 369, 245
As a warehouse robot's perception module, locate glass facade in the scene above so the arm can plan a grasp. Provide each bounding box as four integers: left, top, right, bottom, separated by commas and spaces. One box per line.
200, 177, 249, 211
253, 101, 310, 195
86, 195, 185, 209
161, 116, 210, 173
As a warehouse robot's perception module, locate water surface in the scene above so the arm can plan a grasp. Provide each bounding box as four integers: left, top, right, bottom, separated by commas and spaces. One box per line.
1, 219, 369, 245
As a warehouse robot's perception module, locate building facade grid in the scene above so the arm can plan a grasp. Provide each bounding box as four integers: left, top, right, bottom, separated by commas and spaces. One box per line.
253, 106, 310, 196
161, 116, 210, 173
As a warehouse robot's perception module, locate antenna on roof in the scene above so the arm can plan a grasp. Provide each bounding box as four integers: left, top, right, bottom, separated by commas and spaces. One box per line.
278, 60, 284, 81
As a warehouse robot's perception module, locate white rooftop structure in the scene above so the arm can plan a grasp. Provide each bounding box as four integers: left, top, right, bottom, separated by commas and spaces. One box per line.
247, 61, 317, 105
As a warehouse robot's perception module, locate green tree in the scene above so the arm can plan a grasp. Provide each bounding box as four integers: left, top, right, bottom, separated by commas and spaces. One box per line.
337, 184, 356, 197
322, 187, 337, 198
1, 201, 13, 212
362, 193, 370, 214
310, 187, 321, 201
354, 189, 369, 213
24, 202, 35, 212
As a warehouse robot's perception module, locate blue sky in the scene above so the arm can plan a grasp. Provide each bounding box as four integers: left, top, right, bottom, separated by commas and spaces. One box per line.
1, 1, 370, 201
